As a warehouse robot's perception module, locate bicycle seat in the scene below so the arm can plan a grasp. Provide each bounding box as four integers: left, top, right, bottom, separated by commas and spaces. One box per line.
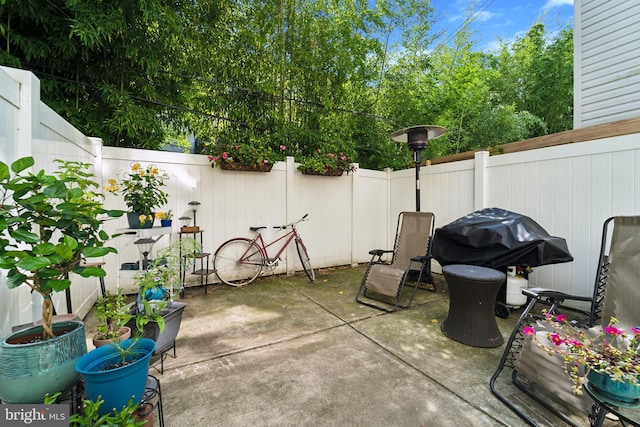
250, 226, 267, 232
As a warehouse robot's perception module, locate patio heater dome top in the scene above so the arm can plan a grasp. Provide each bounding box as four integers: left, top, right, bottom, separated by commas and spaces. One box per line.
390, 125, 446, 150
390, 125, 446, 212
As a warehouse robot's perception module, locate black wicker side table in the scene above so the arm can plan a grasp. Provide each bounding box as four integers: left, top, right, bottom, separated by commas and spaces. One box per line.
441, 264, 506, 348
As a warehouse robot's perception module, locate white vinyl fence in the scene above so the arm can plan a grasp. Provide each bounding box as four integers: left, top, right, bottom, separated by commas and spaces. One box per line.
2, 66, 640, 339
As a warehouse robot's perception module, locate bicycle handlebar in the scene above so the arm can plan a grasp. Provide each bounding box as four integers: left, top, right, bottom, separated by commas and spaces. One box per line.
274, 214, 309, 230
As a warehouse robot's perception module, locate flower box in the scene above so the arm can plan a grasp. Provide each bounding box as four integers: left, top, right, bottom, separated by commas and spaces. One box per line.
220, 161, 273, 172
300, 168, 345, 176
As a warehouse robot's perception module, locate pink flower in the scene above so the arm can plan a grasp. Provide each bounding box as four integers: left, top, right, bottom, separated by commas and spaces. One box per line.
605, 326, 623, 336
568, 339, 582, 347
212, 156, 218, 162
632, 327, 640, 336
280, 145, 286, 151
556, 314, 567, 322
328, 153, 335, 158
222, 152, 228, 159
523, 326, 535, 336
550, 333, 564, 346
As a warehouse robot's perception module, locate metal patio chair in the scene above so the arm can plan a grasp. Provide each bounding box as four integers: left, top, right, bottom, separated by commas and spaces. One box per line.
355, 211, 436, 312
489, 216, 640, 426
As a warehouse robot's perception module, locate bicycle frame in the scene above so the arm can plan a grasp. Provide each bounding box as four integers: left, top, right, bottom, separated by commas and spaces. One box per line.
239, 226, 300, 266
213, 214, 314, 286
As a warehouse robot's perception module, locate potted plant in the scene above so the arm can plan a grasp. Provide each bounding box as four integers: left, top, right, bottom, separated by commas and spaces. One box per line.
156, 210, 173, 227
92, 289, 133, 348
45, 393, 148, 426
104, 162, 168, 229
125, 239, 196, 371
203, 140, 287, 172
525, 311, 640, 405
0, 157, 122, 403
297, 149, 357, 176
75, 338, 156, 416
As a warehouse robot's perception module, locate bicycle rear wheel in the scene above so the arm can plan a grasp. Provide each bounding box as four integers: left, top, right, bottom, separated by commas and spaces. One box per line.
295, 237, 315, 282
214, 238, 264, 286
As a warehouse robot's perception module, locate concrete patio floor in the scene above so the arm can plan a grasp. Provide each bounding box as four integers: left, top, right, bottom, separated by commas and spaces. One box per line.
83, 265, 598, 427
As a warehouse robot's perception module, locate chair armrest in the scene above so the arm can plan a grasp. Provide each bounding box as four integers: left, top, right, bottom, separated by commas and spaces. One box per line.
523, 287, 593, 303
369, 249, 393, 256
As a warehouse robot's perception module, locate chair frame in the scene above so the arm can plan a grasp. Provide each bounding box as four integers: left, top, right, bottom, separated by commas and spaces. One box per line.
355, 211, 436, 312
489, 217, 615, 426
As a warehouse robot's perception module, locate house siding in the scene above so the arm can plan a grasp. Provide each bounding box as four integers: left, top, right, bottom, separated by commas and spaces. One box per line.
574, 0, 640, 128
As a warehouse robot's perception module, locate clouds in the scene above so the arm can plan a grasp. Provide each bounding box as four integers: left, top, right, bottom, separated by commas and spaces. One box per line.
543, 0, 574, 10
429, 0, 573, 52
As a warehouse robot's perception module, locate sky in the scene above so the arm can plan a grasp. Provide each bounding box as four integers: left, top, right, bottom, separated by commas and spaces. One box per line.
428, 0, 574, 51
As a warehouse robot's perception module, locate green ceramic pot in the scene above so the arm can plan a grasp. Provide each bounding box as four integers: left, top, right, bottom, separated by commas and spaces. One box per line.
587, 370, 640, 406
0, 321, 87, 403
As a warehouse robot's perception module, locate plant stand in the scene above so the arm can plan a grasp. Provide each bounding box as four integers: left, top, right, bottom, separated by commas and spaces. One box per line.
138, 375, 164, 427
179, 229, 214, 296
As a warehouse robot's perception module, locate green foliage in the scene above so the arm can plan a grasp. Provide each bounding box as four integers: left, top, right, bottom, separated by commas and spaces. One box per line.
94, 289, 132, 341
0, 2, 574, 168
0, 157, 123, 339
203, 140, 287, 169
104, 162, 168, 217
297, 149, 358, 175
69, 396, 147, 426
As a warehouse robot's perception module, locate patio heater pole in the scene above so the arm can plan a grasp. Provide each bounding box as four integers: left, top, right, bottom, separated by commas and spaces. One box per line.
391, 125, 446, 212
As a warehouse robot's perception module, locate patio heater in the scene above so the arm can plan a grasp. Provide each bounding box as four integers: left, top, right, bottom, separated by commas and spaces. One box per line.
391, 125, 446, 212
134, 237, 157, 270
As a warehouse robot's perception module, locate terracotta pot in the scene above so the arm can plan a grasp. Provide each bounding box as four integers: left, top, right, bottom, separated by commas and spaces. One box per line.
91, 326, 132, 348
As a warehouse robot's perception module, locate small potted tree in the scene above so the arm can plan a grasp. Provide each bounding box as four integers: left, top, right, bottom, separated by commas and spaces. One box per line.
92, 289, 133, 348
0, 157, 122, 403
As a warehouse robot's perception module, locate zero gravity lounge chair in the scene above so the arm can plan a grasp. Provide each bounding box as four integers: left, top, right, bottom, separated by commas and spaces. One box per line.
489, 216, 640, 426
355, 211, 436, 312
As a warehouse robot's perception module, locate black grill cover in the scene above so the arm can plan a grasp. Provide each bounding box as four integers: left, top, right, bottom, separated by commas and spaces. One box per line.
431, 208, 573, 268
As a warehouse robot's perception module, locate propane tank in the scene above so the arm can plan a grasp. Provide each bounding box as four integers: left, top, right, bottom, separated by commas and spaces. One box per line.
506, 266, 528, 308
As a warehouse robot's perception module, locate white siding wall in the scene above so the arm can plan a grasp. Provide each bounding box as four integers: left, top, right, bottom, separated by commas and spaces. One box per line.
574, 0, 640, 128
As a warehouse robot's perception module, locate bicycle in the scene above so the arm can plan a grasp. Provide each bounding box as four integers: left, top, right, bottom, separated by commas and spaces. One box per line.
213, 214, 315, 286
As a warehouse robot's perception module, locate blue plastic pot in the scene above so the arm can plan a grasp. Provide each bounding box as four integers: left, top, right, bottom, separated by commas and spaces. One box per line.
75, 338, 155, 415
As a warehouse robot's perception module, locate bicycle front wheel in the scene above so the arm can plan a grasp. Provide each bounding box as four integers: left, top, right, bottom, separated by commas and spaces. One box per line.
295, 238, 315, 282
214, 238, 264, 287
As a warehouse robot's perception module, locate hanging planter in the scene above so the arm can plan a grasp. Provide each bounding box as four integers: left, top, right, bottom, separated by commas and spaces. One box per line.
297, 150, 357, 177
300, 168, 345, 176
220, 161, 273, 172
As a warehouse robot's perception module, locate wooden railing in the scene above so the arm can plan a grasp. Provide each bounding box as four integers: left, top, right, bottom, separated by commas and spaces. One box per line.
430, 117, 640, 165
